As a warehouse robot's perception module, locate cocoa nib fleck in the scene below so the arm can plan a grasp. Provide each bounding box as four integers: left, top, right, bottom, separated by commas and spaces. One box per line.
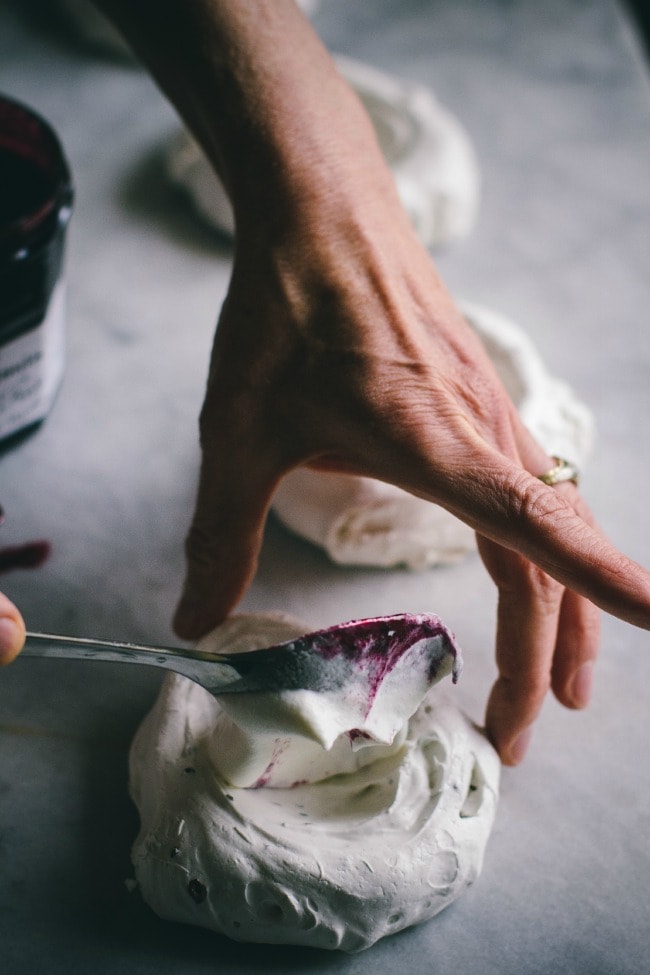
188, 879, 207, 904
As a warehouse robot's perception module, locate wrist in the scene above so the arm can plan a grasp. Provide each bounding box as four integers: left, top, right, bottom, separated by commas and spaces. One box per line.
97, 0, 400, 233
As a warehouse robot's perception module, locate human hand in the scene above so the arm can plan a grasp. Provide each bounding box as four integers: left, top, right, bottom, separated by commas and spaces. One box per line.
172, 168, 649, 765
0, 591, 26, 666
93, 0, 650, 765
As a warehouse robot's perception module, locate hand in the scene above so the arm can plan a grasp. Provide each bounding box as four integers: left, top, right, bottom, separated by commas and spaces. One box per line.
172, 177, 649, 764
95, 0, 650, 765
0, 591, 26, 666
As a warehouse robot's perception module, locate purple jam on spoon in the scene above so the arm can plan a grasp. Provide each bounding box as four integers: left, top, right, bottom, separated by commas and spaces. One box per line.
218, 613, 462, 708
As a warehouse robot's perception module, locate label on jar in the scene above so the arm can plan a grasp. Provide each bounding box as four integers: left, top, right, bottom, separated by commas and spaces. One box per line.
0, 276, 66, 440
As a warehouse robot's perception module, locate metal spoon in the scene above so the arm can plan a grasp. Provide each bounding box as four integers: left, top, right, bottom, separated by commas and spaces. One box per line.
21, 613, 460, 697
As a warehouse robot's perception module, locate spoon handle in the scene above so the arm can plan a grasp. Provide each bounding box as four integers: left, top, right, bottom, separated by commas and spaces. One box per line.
22, 631, 240, 690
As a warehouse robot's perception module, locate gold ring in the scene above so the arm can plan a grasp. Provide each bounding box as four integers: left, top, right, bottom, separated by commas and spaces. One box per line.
537, 456, 580, 487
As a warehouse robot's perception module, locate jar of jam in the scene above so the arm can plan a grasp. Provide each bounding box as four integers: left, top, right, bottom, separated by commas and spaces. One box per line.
0, 93, 73, 447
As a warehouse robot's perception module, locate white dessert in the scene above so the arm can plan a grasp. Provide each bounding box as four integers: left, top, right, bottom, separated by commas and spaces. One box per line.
129, 613, 500, 953
271, 302, 596, 569
165, 54, 480, 249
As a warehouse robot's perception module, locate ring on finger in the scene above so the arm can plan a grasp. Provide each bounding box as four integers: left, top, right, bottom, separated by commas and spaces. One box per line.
537, 456, 580, 487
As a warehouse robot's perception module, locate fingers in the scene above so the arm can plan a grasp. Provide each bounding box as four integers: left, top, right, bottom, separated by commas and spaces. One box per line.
485, 426, 601, 762
475, 434, 603, 764
480, 533, 601, 764
173, 441, 281, 640
479, 537, 561, 763
551, 586, 600, 708
0, 592, 26, 666
173, 464, 277, 639
439, 450, 650, 631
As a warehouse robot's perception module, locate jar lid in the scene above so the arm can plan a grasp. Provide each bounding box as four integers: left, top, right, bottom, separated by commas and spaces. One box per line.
0, 94, 73, 258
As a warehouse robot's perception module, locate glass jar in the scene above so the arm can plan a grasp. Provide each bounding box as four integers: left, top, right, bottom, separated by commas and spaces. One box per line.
0, 93, 73, 447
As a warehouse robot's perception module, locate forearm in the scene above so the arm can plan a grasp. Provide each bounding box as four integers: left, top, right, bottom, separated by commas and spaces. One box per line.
94, 0, 398, 233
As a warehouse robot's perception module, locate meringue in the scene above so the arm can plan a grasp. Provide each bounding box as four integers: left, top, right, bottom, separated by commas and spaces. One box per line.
129, 613, 499, 952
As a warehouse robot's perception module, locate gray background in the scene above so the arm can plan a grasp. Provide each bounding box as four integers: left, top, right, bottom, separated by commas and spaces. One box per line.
1, 1, 648, 972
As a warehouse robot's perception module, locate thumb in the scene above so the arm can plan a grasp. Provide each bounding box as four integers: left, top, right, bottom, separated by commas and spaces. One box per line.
0, 592, 26, 666
173, 446, 280, 640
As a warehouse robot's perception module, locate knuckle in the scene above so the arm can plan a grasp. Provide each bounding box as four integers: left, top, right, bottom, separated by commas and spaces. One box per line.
523, 562, 564, 611
514, 477, 577, 541
507, 473, 557, 523
184, 520, 221, 572
522, 666, 552, 699
499, 665, 552, 706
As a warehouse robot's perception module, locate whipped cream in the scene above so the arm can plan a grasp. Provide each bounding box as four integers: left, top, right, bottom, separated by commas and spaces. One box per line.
130, 613, 499, 952
271, 301, 595, 569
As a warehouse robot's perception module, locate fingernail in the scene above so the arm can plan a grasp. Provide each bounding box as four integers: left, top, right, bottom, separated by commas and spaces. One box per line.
0, 617, 21, 660
508, 726, 533, 766
569, 661, 593, 708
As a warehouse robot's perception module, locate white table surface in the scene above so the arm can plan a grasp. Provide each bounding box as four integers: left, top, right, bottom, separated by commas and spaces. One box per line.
1, 1, 649, 972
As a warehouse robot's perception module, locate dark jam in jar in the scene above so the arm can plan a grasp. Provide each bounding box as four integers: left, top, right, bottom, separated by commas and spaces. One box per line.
0, 94, 73, 447
0, 150, 52, 224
